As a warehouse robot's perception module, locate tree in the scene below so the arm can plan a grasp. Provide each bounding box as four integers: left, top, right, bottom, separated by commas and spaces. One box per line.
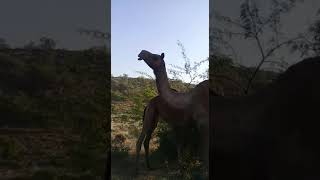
211, 0, 304, 94
23, 41, 37, 49
291, 15, 320, 56
167, 41, 208, 88
210, 55, 248, 95
39, 37, 56, 50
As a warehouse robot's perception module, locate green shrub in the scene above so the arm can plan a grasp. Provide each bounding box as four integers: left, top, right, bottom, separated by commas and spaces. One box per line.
153, 122, 178, 162
111, 91, 126, 102
150, 122, 206, 179
0, 136, 24, 160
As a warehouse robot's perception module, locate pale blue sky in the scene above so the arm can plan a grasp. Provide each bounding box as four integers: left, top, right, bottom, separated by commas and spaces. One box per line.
0, 0, 109, 50
111, 0, 208, 81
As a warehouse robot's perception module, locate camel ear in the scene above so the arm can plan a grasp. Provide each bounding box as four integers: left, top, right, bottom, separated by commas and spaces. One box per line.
161, 53, 165, 59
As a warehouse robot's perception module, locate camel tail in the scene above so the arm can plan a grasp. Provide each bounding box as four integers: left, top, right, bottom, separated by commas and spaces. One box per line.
142, 106, 147, 122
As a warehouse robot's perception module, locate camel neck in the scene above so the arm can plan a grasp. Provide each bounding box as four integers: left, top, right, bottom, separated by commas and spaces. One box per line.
153, 64, 191, 109
154, 65, 170, 95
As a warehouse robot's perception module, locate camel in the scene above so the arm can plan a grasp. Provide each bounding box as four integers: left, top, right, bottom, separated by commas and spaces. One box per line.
212, 57, 320, 179
137, 50, 209, 165
135, 94, 197, 173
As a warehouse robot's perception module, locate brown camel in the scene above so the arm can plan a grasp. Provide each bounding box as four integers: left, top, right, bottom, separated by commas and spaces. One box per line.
137, 50, 209, 164
212, 57, 320, 179
135, 94, 196, 173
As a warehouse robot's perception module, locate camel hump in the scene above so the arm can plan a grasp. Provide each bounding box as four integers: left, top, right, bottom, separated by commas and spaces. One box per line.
142, 106, 147, 122
197, 80, 209, 88
287, 57, 320, 73
277, 57, 320, 83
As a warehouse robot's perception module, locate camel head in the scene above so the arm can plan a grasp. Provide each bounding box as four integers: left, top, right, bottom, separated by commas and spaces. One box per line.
138, 50, 165, 70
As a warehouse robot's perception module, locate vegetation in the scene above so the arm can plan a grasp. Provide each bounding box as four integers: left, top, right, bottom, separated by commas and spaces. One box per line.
0, 40, 110, 179
111, 61, 279, 180
210, 55, 279, 96
211, 0, 311, 94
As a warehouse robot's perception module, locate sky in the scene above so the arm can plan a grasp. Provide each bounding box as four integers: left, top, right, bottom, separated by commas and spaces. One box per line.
111, 0, 209, 81
1, 0, 318, 75
0, 0, 110, 50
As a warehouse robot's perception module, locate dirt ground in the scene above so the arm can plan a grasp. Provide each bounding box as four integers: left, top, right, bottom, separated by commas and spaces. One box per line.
111, 120, 209, 179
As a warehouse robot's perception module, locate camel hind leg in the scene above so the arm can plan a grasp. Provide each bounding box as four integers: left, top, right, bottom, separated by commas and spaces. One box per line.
144, 114, 159, 170
135, 100, 159, 173
144, 130, 153, 170
144, 108, 159, 170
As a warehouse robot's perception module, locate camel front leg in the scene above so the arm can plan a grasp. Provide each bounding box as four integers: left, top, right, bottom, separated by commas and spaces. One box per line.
144, 130, 153, 170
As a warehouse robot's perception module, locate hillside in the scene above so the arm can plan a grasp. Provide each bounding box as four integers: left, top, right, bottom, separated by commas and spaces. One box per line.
0, 48, 109, 179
